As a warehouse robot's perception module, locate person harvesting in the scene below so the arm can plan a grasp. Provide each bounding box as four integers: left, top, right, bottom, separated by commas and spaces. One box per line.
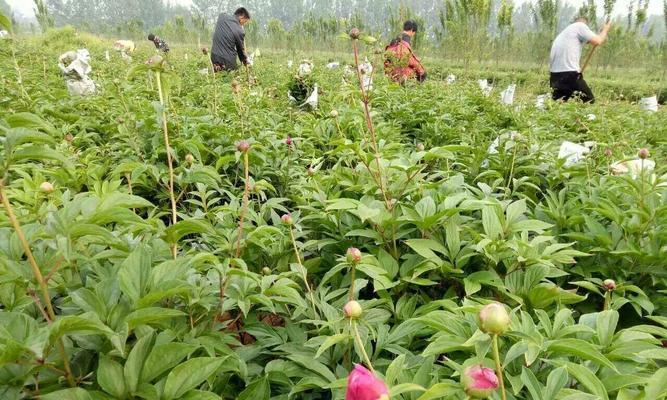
384, 20, 426, 84
549, 16, 611, 103
210, 7, 251, 72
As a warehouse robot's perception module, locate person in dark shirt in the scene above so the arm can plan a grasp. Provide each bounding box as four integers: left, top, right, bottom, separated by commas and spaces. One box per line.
147, 34, 170, 53
211, 7, 251, 72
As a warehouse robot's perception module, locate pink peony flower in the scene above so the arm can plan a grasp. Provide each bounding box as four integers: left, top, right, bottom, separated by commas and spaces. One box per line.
345, 364, 389, 400
603, 279, 616, 291
462, 365, 499, 399
281, 213, 293, 225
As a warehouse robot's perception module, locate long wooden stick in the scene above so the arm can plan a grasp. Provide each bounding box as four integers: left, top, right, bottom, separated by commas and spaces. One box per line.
580, 44, 599, 74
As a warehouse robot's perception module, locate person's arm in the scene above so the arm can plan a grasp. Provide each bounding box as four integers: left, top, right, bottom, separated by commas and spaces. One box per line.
234, 28, 247, 65
405, 43, 425, 77
587, 22, 611, 46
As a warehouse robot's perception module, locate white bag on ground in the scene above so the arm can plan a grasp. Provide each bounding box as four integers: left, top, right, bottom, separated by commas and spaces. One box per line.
536, 94, 548, 109
58, 49, 96, 96
0, 30, 8, 38
639, 96, 658, 112
302, 84, 318, 109
478, 79, 492, 97
326, 61, 340, 69
558, 141, 589, 166
446, 74, 456, 84
611, 159, 656, 179
500, 84, 516, 105
298, 60, 313, 77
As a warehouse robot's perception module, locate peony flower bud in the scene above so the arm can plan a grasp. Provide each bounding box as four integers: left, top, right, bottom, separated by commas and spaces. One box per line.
236, 140, 250, 153
284, 136, 293, 146
603, 148, 613, 158
343, 300, 363, 319
262, 267, 271, 275
64, 133, 74, 143
185, 154, 195, 164
416, 143, 425, 152
346, 247, 362, 264
201, 46, 209, 55
330, 109, 339, 118
281, 213, 293, 226
461, 365, 499, 399
345, 364, 389, 400
478, 303, 510, 335
39, 182, 54, 193
603, 279, 616, 291
638, 148, 650, 160
349, 28, 361, 40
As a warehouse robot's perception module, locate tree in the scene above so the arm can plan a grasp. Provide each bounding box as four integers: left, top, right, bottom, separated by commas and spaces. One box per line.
33, 0, 54, 32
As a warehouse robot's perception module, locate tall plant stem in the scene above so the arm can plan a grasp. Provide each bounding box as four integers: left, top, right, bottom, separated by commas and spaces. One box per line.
0, 181, 75, 387
288, 227, 318, 317
348, 263, 356, 301
155, 71, 178, 259
234, 151, 250, 258
492, 334, 507, 400
351, 38, 391, 210
351, 320, 375, 373
603, 290, 611, 311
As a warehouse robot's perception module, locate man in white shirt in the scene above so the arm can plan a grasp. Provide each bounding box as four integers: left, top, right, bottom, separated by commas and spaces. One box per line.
549, 17, 611, 103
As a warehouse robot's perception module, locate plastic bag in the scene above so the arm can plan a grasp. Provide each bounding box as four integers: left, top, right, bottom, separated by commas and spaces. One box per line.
446, 74, 456, 84
302, 84, 318, 109
639, 96, 658, 112
536, 94, 548, 110
478, 79, 492, 97
558, 141, 589, 167
298, 60, 313, 77
611, 159, 656, 179
58, 49, 96, 96
0, 30, 8, 38
500, 84, 516, 105
327, 62, 340, 69
359, 58, 373, 91
586, 114, 596, 121
113, 40, 135, 53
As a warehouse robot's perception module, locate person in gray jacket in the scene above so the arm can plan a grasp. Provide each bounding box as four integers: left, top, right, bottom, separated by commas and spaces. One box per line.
211, 7, 251, 72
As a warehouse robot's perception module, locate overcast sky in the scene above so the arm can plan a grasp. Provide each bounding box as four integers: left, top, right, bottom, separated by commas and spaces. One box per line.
6, 0, 664, 18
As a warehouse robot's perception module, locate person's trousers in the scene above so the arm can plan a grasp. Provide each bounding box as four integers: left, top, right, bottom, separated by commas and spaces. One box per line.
550, 71, 595, 103
211, 54, 238, 73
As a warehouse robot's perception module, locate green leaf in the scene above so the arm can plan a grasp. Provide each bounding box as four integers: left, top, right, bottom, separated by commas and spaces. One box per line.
123, 307, 186, 330
164, 219, 214, 244
315, 333, 351, 358
238, 376, 270, 400
40, 388, 93, 400
118, 245, 152, 305
5, 113, 57, 135
644, 368, 667, 400
162, 357, 225, 400
141, 343, 199, 383
552, 361, 609, 400
97, 356, 127, 398
415, 381, 460, 400
596, 310, 619, 348
482, 205, 504, 239
49, 313, 113, 344
544, 366, 568, 400
0, 11, 13, 33
287, 354, 337, 382
405, 239, 447, 261
521, 367, 544, 400
546, 338, 617, 371
124, 332, 155, 394
390, 383, 426, 397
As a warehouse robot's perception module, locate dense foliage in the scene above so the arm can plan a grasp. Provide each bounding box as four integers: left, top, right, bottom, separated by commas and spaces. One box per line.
1, 25, 666, 400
